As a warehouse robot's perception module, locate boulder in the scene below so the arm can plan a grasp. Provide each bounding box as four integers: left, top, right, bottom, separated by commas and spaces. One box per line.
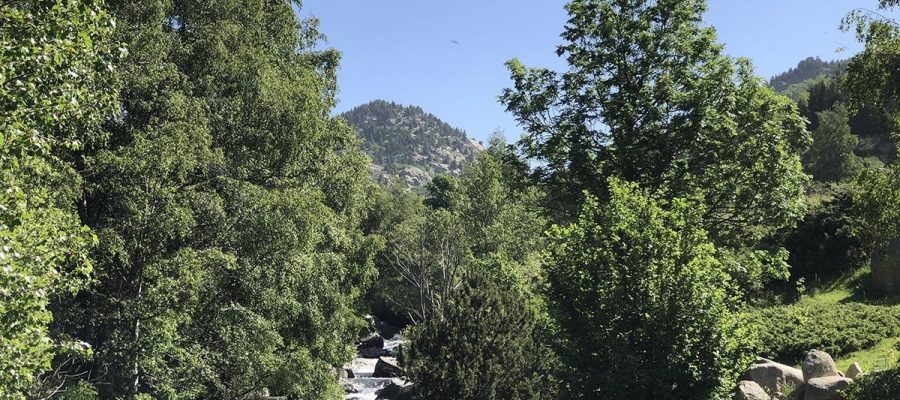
845, 362, 863, 379
802, 350, 839, 381
373, 357, 406, 378
358, 333, 385, 350
344, 368, 355, 379
743, 358, 804, 395
376, 382, 416, 400
786, 384, 806, 400
734, 381, 770, 400
358, 334, 386, 358
805, 376, 853, 400
871, 238, 900, 292
359, 347, 388, 358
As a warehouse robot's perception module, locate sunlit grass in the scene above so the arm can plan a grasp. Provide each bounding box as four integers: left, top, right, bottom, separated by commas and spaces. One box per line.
835, 337, 900, 373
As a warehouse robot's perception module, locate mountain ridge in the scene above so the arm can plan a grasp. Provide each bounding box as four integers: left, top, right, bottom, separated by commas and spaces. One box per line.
342, 100, 485, 187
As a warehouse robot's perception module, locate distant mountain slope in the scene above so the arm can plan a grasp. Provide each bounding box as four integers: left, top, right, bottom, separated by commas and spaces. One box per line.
341, 100, 484, 187
770, 56, 848, 93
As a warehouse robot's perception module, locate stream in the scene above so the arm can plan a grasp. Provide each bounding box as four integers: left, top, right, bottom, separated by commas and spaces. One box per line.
343, 335, 411, 400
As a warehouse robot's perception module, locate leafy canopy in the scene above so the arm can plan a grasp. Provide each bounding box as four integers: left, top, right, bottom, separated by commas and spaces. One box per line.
0, 0, 119, 395
501, 0, 810, 250
545, 179, 754, 399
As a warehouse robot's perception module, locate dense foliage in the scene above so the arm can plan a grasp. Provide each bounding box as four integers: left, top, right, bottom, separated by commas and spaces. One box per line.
545, 180, 753, 399
752, 303, 900, 364
805, 105, 862, 182
370, 150, 545, 324
781, 186, 869, 287
406, 264, 558, 400
0, 0, 119, 395
769, 56, 847, 93
5, 0, 900, 398
31, 0, 377, 397
842, 364, 900, 400
501, 0, 810, 252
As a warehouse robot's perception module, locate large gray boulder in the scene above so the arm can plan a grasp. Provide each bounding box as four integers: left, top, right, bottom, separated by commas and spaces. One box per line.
802, 350, 839, 381
805, 376, 853, 400
734, 381, 770, 400
743, 358, 804, 395
871, 238, 900, 292
373, 357, 406, 378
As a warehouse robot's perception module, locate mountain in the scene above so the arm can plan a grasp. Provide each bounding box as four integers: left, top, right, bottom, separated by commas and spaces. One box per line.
769, 56, 848, 93
342, 100, 484, 187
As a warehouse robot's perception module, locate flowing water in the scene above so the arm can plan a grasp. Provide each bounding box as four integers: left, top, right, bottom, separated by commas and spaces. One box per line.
343, 335, 410, 400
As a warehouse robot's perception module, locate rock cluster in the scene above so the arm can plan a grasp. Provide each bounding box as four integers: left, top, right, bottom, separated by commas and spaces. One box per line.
735, 350, 862, 400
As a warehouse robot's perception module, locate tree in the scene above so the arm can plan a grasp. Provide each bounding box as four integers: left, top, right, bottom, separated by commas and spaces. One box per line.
545, 180, 754, 399
843, 2, 900, 135
374, 153, 548, 323
53, 0, 377, 397
0, 0, 119, 395
377, 206, 469, 323
501, 0, 810, 250
805, 105, 862, 182
406, 261, 559, 400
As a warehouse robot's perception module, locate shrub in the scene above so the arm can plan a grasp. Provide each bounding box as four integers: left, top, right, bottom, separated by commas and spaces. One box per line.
405, 260, 559, 399
752, 303, 900, 364
545, 180, 754, 399
842, 365, 900, 400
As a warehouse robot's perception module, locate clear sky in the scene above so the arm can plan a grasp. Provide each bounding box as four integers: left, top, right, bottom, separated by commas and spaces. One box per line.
299, 1, 876, 144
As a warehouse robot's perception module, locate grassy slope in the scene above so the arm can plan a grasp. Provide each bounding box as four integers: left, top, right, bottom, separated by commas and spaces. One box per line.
794, 267, 900, 372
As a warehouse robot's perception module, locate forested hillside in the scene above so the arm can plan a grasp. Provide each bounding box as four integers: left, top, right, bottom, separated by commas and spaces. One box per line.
342, 100, 483, 187
770, 56, 848, 92
3, 0, 900, 399
771, 57, 895, 165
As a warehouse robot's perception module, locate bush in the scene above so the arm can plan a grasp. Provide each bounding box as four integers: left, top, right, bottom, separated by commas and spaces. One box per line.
545, 180, 754, 399
842, 365, 900, 400
752, 303, 900, 364
782, 185, 868, 288
405, 260, 559, 399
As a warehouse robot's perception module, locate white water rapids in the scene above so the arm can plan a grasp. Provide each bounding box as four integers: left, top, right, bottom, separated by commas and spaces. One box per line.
343, 335, 410, 400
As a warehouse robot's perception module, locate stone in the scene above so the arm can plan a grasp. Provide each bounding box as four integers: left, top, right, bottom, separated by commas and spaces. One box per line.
845, 362, 863, 379
358, 347, 388, 358
376, 382, 416, 400
786, 384, 806, 400
373, 357, 406, 378
805, 376, 853, 400
734, 381, 770, 400
358, 333, 386, 358
871, 238, 900, 293
802, 350, 839, 381
358, 333, 385, 350
743, 358, 804, 395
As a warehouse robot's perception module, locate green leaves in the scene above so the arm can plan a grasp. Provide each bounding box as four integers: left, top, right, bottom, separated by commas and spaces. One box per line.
40, 0, 376, 397
406, 261, 560, 400
501, 0, 810, 252
0, 0, 119, 395
545, 179, 754, 399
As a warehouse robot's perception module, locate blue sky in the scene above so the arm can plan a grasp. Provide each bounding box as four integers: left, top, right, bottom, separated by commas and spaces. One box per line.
299, 1, 875, 144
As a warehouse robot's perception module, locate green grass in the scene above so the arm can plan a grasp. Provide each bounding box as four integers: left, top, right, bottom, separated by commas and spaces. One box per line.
753, 266, 900, 367
835, 337, 900, 373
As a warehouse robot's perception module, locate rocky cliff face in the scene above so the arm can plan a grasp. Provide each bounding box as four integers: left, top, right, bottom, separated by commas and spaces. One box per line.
342, 100, 484, 187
